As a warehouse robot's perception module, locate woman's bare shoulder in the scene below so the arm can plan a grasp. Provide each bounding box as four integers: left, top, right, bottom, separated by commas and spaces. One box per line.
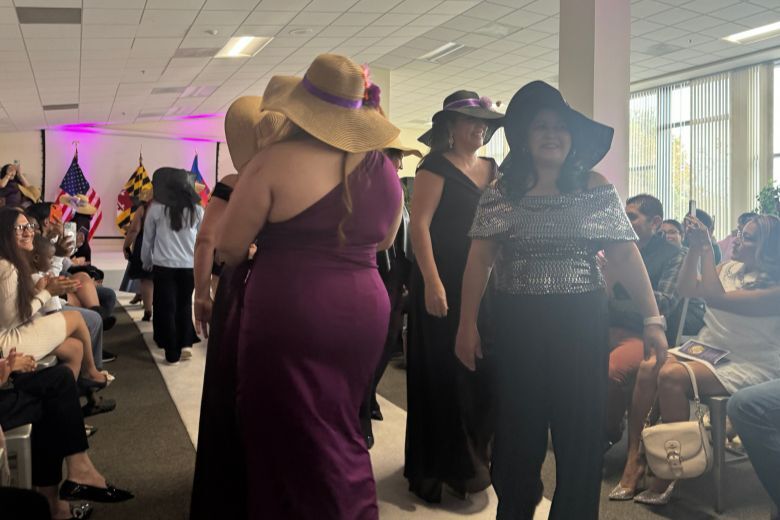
587, 171, 611, 188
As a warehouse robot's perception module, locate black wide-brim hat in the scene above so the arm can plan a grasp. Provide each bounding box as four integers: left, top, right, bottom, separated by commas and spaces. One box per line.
501, 80, 613, 173
152, 167, 200, 207
418, 90, 504, 147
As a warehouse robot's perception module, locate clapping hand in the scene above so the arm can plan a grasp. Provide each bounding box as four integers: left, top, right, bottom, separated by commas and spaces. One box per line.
0, 348, 17, 385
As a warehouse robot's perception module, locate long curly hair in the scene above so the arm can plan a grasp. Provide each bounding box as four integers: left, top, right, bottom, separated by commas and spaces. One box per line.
0, 207, 35, 321
499, 106, 589, 199
745, 214, 780, 288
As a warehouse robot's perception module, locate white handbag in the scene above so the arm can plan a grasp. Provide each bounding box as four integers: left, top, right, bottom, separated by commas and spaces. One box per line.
640, 362, 712, 480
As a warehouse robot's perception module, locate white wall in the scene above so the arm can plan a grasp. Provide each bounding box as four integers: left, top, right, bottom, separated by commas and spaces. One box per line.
44, 129, 217, 238
0, 131, 43, 186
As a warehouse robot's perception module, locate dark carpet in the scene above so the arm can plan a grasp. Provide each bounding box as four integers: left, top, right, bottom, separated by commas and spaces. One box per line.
378, 360, 775, 520
84, 306, 195, 520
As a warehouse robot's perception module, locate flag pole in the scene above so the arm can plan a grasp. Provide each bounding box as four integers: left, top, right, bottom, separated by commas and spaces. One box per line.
72, 140, 79, 159
139, 145, 143, 164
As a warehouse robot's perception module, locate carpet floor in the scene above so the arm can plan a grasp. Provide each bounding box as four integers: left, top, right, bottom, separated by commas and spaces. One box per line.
379, 358, 775, 520
84, 306, 195, 520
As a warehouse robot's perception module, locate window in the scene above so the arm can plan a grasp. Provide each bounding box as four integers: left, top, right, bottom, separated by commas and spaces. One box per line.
484, 127, 507, 166
629, 73, 731, 238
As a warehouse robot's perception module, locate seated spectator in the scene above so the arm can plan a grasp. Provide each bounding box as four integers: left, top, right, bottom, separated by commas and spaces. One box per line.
0, 163, 35, 209
26, 203, 116, 367
26, 203, 117, 331
719, 211, 759, 264
661, 219, 683, 248
0, 348, 132, 519
604, 195, 702, 448
30, 235, 62, 315
728, 379, 780, 516
612, 214, 780, 505
0, 208, 109, 386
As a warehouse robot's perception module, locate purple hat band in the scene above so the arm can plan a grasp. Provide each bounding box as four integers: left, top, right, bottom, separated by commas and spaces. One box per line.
443, 96, 493, 110
302, 76, 364, 109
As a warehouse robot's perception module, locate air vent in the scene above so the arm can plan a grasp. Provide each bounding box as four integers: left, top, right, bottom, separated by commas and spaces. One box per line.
429, 45, 475, 64
181, 85, 218, 98
151, 86, 186, 95
474, 23, 517, 38
16, 7, 81, 24
139, 111, 166, 118
43, 103, 79, 111
174, 47, 222, 58
645, 43, 684, 57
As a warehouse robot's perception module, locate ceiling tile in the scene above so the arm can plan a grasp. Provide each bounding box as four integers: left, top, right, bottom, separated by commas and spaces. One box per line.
82, 25, 138, 38
194, 10, 252, 25
333, 12, 382, 25
82, 8, 143, 25
141, 9, 199, 25
289, 11, 341, 26
681, 0, 741, 14
20, 23, 80, 38
204, 0, 260, 9
522, 0, 558, 16
82, 38, 134, 49
146, 0, 206, 8
84, 0, 146, 8
252, 0, 308, 9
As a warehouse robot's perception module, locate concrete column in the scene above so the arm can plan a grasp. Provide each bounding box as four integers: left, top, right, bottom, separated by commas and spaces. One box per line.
559, 0, 631, 198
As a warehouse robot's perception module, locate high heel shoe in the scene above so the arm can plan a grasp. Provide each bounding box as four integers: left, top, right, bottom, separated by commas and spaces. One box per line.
609, 468, 646, 500
634, 480, 676, 506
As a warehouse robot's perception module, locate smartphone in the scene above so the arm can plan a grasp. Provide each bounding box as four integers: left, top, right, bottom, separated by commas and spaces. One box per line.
48, 204, 63, 224
688, 199, 696, 218
64, 222, 77, 239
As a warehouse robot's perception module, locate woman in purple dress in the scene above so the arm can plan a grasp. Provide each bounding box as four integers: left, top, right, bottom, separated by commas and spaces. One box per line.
217, 54, 402, 519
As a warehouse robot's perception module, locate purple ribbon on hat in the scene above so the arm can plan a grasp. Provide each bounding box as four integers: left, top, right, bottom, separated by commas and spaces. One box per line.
444, 96, 493, 110
302, 76, 364, 109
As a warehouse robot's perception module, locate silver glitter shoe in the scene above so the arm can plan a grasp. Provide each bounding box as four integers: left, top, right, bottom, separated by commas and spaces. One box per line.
634, 481, 676, 506
608, 483, 638, 501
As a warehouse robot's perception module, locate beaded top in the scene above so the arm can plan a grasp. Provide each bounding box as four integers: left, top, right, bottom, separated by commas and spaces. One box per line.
469, 183, 636, 295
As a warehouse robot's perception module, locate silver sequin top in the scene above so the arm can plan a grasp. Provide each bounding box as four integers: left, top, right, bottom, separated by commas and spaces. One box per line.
469, 183, 637, 295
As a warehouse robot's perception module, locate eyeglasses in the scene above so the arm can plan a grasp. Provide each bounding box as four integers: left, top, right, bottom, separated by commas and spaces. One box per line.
13, 223, 35, 234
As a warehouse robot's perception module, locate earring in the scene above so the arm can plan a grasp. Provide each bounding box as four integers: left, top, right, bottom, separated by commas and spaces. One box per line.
448, 135, 454, 149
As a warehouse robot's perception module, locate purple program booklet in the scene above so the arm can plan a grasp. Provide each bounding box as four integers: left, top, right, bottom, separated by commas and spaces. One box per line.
670, 340, 730, 366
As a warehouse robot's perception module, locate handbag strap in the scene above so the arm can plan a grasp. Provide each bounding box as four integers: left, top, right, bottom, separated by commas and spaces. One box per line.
642, 360, 706, 428
679, 361, 706, 421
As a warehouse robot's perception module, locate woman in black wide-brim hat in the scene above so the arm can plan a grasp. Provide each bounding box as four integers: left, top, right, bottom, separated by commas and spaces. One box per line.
405, 90, 503, 503
455, 81, 668, 519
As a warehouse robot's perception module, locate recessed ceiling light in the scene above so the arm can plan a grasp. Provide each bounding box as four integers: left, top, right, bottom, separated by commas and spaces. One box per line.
417, 42, 465, 62
215, 36, 273, 58
724, 21, 780, 44
289, 28, 312, 36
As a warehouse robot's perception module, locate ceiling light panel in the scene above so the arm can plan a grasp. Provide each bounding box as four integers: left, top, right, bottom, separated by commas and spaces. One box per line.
724, 21, 780, 44
215, 36, 273, 58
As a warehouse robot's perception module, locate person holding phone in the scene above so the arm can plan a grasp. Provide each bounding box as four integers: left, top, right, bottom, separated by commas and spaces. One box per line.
0, 208, 109, 386
0, 162, 31, 209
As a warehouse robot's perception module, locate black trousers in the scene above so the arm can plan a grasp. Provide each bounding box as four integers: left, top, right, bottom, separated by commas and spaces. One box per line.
0, 365, 89, 487
152, 266, 195, 361
492, 290, 609, 520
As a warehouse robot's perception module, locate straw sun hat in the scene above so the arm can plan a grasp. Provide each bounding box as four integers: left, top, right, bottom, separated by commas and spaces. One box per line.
224, 95, 286, 171
260, 53, 399, 153
384, 136, 423, 158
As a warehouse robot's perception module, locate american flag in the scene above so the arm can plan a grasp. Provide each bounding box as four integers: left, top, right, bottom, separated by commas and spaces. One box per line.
57, 153, 103, 240
190, 154, 210, 206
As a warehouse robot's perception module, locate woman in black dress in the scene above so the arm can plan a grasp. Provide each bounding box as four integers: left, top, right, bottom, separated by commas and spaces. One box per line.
190, 97, 283, 520
405, 90, 503, 502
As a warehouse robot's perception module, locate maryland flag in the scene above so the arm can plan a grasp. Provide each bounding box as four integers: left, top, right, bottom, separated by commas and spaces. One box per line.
116, 155, 151, 235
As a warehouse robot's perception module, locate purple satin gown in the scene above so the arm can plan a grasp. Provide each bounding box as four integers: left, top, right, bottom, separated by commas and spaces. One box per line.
237, 151, 401, 519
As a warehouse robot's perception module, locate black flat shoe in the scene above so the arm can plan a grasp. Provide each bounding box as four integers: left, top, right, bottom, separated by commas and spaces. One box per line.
370, 409, 383, 421
365, 434, 374, 450
101, 350, 117, 363
142, 311, 152, 322
59, 480, 134, 503
53, 502, 93, 520
82, 396, 116, 418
